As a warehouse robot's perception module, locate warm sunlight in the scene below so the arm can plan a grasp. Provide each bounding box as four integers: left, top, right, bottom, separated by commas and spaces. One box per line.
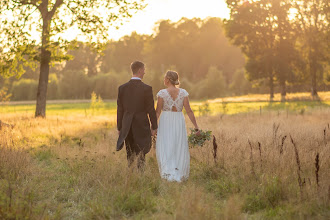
1, 0, 329, 218
57, 0, 231, 42
27, 0, 231, 43
2, 0, 230, 43
107, 0, 230, 40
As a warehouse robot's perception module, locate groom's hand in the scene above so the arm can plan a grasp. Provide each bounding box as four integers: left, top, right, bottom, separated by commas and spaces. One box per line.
151, 129, 157, 136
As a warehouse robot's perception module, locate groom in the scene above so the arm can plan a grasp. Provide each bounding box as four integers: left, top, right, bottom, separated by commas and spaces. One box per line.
116, 61, 158, 168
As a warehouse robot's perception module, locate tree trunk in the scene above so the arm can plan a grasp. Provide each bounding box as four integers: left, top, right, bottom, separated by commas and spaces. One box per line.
280, 79, 286, 102
35, 19, 51, 118
311, 63, 318, 99
309, 39, 318, 99
269, 69, 274, 102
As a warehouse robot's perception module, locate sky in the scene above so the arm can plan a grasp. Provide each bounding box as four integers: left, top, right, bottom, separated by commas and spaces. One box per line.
1, 0, 230, 46
106, 0, 230, 40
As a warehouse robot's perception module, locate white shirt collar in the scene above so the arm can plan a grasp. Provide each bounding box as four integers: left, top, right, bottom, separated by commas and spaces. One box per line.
131, 76, 141, 80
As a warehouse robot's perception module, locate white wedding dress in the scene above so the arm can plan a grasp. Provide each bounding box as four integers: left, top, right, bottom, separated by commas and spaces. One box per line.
156, 88, 190, 182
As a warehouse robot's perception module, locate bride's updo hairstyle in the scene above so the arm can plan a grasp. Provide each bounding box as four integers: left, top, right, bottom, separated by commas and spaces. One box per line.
166, 70, 180, 86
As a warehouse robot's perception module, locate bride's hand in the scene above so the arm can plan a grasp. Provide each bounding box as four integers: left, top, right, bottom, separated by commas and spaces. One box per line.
195, 128, 201, 136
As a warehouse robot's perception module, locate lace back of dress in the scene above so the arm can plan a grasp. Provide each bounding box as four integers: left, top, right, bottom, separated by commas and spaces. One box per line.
161, 89, 186, 112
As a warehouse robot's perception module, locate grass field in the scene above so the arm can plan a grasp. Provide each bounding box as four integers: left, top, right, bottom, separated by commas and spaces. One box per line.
1, 91, 330, 117
0, 92, 329, 219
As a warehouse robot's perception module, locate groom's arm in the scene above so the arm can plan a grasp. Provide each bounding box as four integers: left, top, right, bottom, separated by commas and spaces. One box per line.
146, 86, 158, 130
117, 86, 124, 132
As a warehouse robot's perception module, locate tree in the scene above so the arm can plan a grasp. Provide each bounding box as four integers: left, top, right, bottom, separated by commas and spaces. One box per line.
225, 0, 276, 100
145, 20, 178, 74
293, 0, 329, 98
64, 42, 101, 77
146, 17, 244, 83
199, 17, 244, 84
224, 0, 299, 101
270, 0, 298, 101
100, 32, 148, 73
0, 0, 145, 117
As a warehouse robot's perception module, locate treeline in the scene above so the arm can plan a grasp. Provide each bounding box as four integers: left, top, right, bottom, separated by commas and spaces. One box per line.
225, 0, 329, 101
2, 17, 250, 100
1, 14, 329, 101
7, 67, 256, 100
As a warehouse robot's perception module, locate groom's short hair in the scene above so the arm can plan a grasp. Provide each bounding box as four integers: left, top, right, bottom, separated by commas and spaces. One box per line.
131, 61, 144, 74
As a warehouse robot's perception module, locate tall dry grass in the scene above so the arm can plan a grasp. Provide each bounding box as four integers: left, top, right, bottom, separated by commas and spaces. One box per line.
0, 109, 329, 219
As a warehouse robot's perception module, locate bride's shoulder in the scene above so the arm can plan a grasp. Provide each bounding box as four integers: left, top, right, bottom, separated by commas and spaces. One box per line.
157, 89, 166, 98
180, 88, 189, 97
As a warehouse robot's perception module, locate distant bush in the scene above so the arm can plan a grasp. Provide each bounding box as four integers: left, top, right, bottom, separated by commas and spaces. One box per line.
179, 77, 194, 98
143, 70, 165, 98
90, 91, 105, 113
47, 74, 59, 99
230, 69, 252, 96
8, 67, 280, 101
91, 72, 126, 99
196, 66, 226, 99
11, 79, 38, 100
58, 71, 91, 99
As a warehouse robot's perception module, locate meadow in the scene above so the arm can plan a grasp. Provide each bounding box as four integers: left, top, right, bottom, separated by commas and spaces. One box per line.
2, 91, 330, 116
0, 92, 329, 219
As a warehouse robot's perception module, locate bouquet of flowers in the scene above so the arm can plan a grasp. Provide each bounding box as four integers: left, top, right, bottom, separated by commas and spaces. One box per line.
188, 128, 212, 147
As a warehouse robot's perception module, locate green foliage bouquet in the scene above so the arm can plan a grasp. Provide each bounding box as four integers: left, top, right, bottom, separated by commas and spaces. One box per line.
188, 129, 212, 147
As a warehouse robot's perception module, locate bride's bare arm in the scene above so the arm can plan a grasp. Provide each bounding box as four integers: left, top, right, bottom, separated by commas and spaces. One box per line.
156, 97, 163, 120
183, 97, 199, 130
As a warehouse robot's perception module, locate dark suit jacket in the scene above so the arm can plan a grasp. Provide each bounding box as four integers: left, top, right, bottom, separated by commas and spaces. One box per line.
116, 79, 158, 154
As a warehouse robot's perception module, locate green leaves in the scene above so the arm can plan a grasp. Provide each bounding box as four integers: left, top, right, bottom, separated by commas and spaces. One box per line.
188, 128, 212, 147
0, 43, 38, 78
0, 87, 12, 103
0, 0, 146, 78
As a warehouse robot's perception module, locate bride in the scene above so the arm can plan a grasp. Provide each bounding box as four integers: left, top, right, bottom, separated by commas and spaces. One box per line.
155, 70, 199, 182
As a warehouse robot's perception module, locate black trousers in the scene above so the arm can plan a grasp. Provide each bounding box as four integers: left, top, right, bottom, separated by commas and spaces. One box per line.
125, 127, 145, 169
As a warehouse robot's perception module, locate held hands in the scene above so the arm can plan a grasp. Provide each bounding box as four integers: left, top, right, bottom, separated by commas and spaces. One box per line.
151, 129, 157, 137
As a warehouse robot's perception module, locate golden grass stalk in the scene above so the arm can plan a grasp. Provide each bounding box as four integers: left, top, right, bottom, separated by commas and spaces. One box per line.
248, 139, 255, 176
315, 153, 320, 188
280, 135, 287, 155
258, 141, 262, 170
212, 135, 218, 164
290, 135, 304, 194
